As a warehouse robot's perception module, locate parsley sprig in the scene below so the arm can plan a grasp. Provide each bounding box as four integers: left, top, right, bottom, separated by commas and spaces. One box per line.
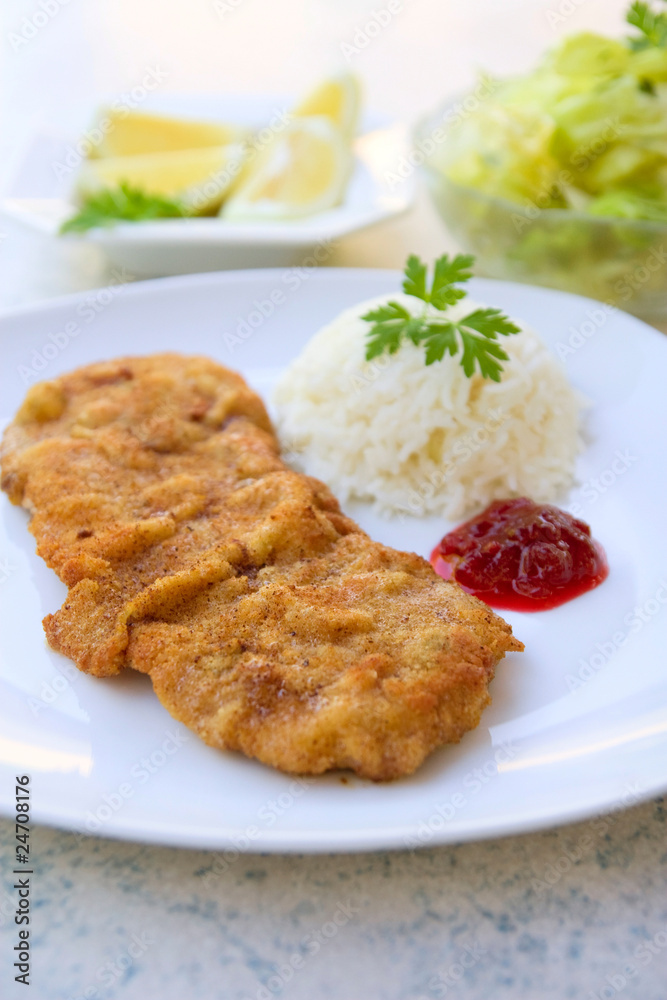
626, 1, 667, 50
60, 183, 189, 234
363, 254, 520, 382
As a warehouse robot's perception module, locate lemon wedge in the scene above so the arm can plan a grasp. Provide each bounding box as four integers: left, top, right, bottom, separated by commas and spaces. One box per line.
77, 144, 246, 214
222, 117, 351, 222
293, 73, 361, 142
92, 110, 246, 159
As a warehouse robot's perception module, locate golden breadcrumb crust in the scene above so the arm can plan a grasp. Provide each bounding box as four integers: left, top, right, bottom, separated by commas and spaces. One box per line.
1, 353, 522, 779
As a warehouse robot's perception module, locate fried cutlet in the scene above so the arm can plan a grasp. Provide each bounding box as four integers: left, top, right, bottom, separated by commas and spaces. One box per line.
1, 354, 522, 780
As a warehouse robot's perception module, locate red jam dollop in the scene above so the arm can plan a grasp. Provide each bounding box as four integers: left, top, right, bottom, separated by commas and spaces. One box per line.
430, 498, 608, 612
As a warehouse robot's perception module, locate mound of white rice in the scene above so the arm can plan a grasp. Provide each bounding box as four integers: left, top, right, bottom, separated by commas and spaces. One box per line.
273, 293, 585, 519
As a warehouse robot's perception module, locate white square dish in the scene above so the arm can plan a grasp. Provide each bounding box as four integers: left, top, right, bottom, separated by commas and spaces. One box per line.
0, 95, 415, 277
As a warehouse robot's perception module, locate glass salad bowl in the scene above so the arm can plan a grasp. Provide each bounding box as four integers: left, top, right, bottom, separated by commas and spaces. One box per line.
414, 107, 667, 324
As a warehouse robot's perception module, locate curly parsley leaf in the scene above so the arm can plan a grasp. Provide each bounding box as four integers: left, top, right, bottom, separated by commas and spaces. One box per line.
418, 322, 459, 365
401, 255, 428, 301
419, 310, 519, 379
363, 254, 521, 381
430, 253, 475, 308
60, 182, 189, 234
364, 301, 412, 359
626, 1, 667, 51
362, 302, 412, 325
400, 252, 475, 307
458, 328, 512, 381
460, 307, 522, 340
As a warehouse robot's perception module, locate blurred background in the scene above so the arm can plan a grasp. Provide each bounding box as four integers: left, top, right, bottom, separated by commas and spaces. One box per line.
0, 0, 631, 303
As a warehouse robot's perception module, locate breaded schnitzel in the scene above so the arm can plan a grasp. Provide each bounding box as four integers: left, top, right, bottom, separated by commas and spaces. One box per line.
1, 354, 522, 779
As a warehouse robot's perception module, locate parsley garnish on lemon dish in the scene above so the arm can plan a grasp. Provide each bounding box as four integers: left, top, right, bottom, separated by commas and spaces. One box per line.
60, 183, 188, 233
363, 254, 520, 381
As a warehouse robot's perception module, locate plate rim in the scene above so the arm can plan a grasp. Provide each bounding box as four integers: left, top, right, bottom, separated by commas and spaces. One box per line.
0, 264, 664, 343
17, 774, 664, 854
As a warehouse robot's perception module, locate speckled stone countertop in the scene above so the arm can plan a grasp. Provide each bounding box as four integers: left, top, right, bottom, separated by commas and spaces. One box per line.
1, 800, 666, 1000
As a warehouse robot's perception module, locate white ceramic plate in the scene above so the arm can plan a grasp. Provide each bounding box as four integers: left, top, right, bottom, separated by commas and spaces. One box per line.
0, 95, 414, 277
1, 269, 666, 853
